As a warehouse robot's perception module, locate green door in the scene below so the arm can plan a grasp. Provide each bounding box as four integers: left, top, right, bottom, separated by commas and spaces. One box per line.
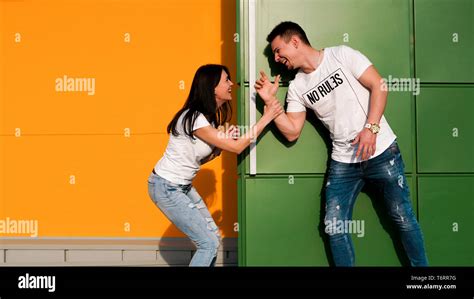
416, 86, 474, 173
415, 0, 474, 83
418, 176, 474, 266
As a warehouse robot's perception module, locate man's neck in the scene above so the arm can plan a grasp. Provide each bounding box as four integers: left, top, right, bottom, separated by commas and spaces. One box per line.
300, 47, 322, 74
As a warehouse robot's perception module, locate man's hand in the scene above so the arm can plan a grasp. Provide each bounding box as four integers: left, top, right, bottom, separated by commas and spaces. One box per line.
255, 71, 280, 103
351, 128, 377, 160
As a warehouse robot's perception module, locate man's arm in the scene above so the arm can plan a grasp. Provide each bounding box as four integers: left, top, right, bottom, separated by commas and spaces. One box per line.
270, 109, 306, 142
358, 65, 388, 126
351, 65, 389, 159
254, 71, 306, 142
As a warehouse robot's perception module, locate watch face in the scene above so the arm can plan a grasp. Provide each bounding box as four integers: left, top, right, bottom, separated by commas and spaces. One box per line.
365, 124, 380, 133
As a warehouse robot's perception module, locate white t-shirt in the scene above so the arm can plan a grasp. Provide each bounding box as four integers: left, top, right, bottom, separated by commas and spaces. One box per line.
154, 110, 214, 185
286, 45, 396, 163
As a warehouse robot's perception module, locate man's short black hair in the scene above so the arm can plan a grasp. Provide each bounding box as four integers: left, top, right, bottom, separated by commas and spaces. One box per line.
266, 21, 311, 46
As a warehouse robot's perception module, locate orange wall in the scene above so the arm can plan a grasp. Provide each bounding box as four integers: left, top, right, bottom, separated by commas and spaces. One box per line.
0, 0, 238, 238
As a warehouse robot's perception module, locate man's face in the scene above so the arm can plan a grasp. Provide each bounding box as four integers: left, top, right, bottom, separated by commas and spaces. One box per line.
270, 35, 298, 70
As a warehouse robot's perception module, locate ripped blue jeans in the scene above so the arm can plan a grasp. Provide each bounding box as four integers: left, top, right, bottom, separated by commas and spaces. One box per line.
147, 173, 221, 267
324, 140, 428, 266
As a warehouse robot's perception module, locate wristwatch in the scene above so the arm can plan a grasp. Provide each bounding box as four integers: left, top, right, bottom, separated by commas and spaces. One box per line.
364, 123, 380, 134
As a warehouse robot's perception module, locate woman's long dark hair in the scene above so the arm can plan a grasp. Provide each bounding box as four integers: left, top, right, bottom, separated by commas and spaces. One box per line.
167, 64, 232, 139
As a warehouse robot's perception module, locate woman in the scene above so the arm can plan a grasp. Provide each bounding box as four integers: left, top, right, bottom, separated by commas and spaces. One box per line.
147, 64, 283, 266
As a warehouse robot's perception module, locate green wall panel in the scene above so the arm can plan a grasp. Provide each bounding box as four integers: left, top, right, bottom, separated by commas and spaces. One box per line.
244, 177, 328, 266
415, 0, 474, 83
418, 176, 474, 266
417, 86, 474, 173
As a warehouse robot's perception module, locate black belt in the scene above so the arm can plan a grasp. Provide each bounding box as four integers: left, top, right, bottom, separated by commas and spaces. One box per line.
152, 168, 157, 175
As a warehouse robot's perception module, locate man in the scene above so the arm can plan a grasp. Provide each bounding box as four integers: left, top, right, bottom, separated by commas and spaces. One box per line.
255, 21, 428, 266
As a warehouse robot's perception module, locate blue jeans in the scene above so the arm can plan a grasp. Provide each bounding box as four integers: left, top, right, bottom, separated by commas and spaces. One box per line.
324, 140, 428, 266
147, 173, 221, 267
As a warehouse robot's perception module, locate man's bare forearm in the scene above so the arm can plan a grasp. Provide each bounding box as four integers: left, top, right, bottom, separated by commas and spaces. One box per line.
366, 88, 388, 125
266, 98, 301, 142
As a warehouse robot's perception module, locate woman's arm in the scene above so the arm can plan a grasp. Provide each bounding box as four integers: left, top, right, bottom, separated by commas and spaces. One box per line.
194, 101, 283, 154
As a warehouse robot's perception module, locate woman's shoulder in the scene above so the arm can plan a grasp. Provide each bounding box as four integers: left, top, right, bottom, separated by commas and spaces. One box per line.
193, 112, 211, 130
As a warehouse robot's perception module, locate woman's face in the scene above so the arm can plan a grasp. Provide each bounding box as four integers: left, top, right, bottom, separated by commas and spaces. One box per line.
214, 70, 233, 106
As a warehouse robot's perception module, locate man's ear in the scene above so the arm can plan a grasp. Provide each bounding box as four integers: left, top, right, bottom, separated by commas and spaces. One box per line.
291, 35, 299, 48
